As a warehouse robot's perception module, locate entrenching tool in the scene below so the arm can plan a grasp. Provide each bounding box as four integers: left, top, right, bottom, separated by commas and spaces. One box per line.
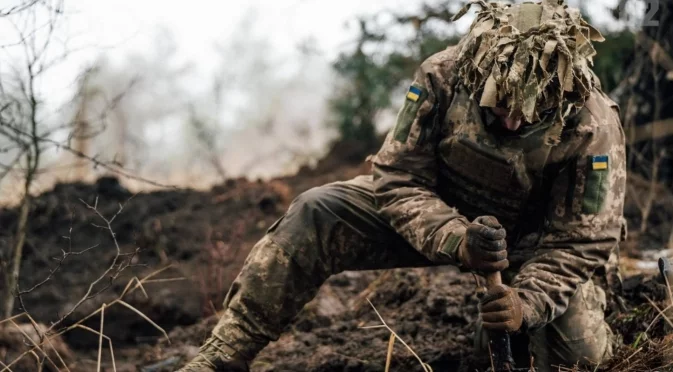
484, 271, 533, 372
484, 271, 515, 372
659, 257, 673, 293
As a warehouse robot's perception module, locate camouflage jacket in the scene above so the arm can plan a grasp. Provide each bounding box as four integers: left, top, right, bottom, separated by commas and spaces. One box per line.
371, 46, 627, 329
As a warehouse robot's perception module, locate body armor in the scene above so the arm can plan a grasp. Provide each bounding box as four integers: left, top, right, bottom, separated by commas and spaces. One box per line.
437, 85, 556, 246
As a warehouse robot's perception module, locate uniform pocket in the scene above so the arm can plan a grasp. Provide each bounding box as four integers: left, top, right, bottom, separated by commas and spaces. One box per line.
438, 136, 532, 229
393, 85, 428, 143
443, 137, 530, 195
266, 214, 286, 234
582, 155, 610, 214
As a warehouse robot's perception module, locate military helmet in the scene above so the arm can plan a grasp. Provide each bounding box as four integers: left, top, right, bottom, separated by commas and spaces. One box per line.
452, 0, 604, 143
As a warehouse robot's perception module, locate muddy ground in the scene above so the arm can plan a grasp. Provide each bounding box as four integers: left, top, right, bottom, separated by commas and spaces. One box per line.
1, 140, 672, 372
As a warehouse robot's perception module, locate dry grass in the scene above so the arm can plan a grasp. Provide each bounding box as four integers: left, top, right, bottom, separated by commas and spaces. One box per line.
0, 267, 178, 372
576, 270, 673, 372
588, 336, 673, 372
361, 298, 433, 372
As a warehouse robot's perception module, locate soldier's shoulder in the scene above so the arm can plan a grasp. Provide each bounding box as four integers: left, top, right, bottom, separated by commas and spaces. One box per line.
584, 89, 620, 121
572, 88, 622, 136
557, 89, 624, 155
419, 45, 461, 80
422, 46, 460, 67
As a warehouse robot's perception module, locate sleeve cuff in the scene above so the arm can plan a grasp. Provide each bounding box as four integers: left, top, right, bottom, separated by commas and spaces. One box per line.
517, 291, 540, 331
437, 223, 467, 263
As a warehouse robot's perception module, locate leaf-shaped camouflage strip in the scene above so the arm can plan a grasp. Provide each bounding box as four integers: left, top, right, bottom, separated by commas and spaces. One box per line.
451, 0, 604, 144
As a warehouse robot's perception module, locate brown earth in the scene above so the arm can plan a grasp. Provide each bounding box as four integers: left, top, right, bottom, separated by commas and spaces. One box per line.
1, 139, 672, 372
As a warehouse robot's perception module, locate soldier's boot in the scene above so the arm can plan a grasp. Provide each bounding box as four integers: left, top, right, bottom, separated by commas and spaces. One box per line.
177, 335, 249, 372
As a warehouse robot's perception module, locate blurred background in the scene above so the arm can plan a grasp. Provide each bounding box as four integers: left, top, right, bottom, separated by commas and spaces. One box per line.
0, 0, 659, 200
1, 1, 672, 371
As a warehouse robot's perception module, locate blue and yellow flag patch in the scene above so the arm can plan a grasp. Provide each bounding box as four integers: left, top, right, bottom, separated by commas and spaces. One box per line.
406, 86, 423, 102
591, 155, 609, 170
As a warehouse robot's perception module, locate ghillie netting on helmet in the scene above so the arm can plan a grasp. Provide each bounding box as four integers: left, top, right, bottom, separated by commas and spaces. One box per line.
452, 0, 605, 144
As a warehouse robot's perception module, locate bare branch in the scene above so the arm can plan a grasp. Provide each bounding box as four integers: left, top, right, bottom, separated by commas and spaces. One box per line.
17, 243, 100, 296
0, 1, 41, 18
0, 148, 26, 183
39, 194, 139, 333
0, 123, 178, 188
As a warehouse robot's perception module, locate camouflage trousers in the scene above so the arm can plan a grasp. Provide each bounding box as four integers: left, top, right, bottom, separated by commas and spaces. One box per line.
212, 175, 614, 371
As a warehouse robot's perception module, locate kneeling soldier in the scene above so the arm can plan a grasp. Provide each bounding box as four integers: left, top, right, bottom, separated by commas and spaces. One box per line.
179, 1, 626, 370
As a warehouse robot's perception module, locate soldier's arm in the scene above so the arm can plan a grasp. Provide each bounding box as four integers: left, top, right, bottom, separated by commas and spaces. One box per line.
372, 49, 469, 263
511, 99, 626, 329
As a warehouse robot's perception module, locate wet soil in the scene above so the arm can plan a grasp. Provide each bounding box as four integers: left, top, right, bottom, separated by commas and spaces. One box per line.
1, 139, 672, 371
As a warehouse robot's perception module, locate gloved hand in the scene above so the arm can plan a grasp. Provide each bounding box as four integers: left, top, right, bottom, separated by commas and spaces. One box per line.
457, 216, 508, 272
479, 284, 524, 333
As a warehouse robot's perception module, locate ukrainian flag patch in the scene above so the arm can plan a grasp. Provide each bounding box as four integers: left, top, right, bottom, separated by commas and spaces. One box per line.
406, 86, 423, 102
591, 155, 609, 170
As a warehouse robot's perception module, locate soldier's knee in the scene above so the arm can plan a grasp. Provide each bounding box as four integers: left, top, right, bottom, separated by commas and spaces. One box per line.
292, 185, 338, 213
264, 186, 340, 274
530, 325, 614, 370
530, 281, 615, 369
557, 323, 613, 366
265, 185, 336, 238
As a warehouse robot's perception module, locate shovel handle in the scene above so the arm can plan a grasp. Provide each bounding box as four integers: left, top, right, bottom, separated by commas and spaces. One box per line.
660, 257, 673, 286
485, 271, 502, 289
483, 271, 514, 371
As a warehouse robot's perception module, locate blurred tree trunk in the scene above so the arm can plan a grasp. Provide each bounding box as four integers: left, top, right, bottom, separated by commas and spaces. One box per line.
615, 0, 673, 186
115, 107, 128, 168
73, 96, 91, 180
612, 0, 673, 245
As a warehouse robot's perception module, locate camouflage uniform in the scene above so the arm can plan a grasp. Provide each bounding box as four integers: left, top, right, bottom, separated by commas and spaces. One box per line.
187, 1, 627, 371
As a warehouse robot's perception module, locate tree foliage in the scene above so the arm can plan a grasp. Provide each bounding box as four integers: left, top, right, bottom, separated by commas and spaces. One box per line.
329, 1, 638, 149
592, 30, 636, 94
328, 4, 461, 148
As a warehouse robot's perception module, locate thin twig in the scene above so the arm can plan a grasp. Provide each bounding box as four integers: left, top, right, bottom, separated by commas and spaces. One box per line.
644, 296, 673, 329
2, 124, 177, 189
44, 195, 138, 333
96, 304, 105, 372
8, 320, 58, 371
385, 333, 395, 372
365, 299, 432, 372
488, 341, 496, 372
1, 268, 173, 371
73, 325, 117, 372
610, 346, 644, 371
17, 243, 100, 295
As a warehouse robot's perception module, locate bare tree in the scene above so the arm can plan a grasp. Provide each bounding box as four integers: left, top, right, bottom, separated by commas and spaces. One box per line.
0, 0, 168, 320
0, 0, 65, 320
187, 105, 227, 182
612, 0, 673, 247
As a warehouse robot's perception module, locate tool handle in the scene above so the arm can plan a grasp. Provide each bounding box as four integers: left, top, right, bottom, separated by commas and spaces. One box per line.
660, 257, 672, 283
484, 271, 515, 371
485, 271, 502, 289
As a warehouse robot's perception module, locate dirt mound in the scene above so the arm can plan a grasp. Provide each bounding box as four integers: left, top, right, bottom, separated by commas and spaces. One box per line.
2, 138, 673, 371
138, 267, 672, 372
0, 139, 372, 369
252, 268, 479, 372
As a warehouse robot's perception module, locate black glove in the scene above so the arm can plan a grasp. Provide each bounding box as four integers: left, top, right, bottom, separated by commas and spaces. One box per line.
457, 216, 508, 272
